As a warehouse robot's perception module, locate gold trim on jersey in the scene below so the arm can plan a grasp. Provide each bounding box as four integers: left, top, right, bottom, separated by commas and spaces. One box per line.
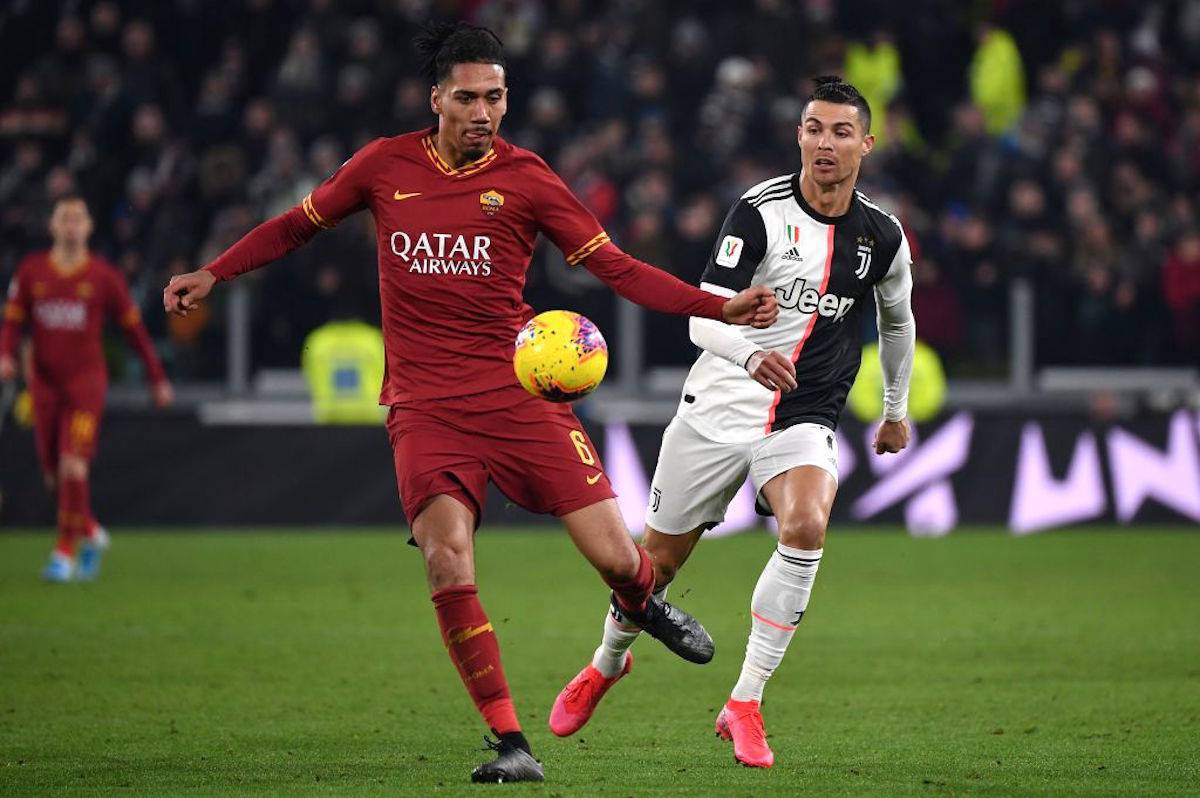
422, 135, 497, 178
565, 231, 611, 266
48, 252, 90, 278
121, 307, 142, 328
302, 193, 335, 230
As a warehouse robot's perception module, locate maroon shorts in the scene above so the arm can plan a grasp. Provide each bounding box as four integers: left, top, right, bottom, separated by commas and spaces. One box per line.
30, 375, 107, 471
387, 384, 615, 525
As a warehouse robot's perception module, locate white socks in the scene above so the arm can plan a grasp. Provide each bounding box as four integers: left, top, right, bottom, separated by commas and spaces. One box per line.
730, 544, 822, 703
592, 586, 667, 678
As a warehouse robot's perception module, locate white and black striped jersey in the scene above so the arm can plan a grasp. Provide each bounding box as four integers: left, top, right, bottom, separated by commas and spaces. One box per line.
677, 173, 913, 443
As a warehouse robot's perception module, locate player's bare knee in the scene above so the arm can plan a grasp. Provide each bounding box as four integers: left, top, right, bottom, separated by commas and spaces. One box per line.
778, 510, 827, 550
422, 542, 473, 589
58, 456, 88, 482
595, 547, 641, 584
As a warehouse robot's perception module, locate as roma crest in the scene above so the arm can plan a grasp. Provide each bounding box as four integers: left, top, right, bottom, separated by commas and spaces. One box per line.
480, 190, 504, 216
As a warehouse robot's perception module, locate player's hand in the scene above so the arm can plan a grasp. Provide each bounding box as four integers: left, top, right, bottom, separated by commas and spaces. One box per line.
722, 285, 778, 328
0, 354, 15, 382
164, 270, 217, 317
746, 350, 797, 393
152, 381, 175, 408
874, 418, 910, 454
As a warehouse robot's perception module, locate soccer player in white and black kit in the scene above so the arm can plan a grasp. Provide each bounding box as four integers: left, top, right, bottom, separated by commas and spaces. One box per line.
548, 77, 916, 769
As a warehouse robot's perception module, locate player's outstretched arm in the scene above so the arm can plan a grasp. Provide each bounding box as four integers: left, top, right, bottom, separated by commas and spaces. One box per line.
1, 266, 31, 380
162, 204, 321, 317
584, 244, 778, 328
165, 140, 379, 318
533, 156, 776, 326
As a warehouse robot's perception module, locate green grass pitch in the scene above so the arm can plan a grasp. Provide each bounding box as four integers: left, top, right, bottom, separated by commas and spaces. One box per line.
1, 527, 1198, 796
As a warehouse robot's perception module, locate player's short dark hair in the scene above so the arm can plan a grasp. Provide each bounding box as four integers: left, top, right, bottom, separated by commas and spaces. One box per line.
806, 75, 872, 133
414, 21, 506, 85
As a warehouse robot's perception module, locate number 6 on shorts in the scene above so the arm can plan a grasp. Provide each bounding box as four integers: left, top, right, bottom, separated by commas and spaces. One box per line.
569, 429, 595, 465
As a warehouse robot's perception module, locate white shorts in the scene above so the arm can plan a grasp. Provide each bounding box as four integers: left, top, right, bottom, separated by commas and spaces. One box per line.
645, 417, 840, 535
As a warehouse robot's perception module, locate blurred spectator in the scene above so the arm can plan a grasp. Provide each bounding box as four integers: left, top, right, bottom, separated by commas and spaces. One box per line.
910, 258, 964, 363
1162, 232, 1200, 355
969, 24, 1027, 136
843, 29, 901, 148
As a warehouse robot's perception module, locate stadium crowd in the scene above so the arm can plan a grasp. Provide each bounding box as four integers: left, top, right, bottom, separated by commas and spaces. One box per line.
1, 0, 1198, 382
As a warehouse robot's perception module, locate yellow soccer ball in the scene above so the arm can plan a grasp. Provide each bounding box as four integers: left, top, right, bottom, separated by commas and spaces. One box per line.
513, 310, 608, 402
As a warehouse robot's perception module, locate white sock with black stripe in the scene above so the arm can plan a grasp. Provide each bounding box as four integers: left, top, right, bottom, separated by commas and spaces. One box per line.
730, 544, 822, 702
592, 585, 667, 678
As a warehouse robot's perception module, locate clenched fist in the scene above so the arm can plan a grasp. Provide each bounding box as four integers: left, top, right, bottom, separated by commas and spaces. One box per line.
163, 270, 217, 317
722, 285, 778, 328
746, 350, 797, 393
874, 418, 910, 454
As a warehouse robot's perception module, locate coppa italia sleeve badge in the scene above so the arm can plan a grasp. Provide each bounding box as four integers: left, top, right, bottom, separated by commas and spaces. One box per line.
715, 235, 743, 268
480, 190, 505, 216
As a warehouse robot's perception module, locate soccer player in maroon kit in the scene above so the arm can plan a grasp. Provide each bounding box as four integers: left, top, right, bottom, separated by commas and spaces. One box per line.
1, 196, 173, 582
163, 23, 777, 783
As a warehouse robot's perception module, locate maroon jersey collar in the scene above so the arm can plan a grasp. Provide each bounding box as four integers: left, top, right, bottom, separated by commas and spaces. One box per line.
47, 250, 92, 279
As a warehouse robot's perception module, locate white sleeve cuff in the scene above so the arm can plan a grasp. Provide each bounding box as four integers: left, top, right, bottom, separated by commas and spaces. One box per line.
690, 283, 760, 368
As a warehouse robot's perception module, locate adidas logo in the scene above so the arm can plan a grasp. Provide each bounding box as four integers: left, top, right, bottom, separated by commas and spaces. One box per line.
782, 247, 805, 262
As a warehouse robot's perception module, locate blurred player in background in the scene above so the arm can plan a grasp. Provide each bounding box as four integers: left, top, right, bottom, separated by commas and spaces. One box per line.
163, 22, 777, 783
550, 77, 915, 769
0, 196, 173, 582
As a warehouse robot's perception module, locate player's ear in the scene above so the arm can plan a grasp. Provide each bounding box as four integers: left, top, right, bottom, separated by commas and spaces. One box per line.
861, 133, 875, 157
430, 84, 442, 115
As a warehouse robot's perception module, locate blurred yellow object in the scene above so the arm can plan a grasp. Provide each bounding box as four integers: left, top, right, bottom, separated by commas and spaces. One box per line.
301, 320, 387, 424
848, 340, 946, 423
844, 37, 901, 149
14, 388, 33, 427
969, 27, 1027, 135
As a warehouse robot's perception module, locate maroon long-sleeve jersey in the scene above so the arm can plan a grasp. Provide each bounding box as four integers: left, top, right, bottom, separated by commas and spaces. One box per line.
1, 252, 166, 388
203, 129, 726, 404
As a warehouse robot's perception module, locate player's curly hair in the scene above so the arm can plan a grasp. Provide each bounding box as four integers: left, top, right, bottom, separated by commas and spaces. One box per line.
414, 21, 506, 84
807, 75, 872, 132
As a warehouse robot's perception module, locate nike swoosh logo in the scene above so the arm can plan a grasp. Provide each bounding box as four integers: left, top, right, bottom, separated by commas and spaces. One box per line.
586, 472, 603, 485
393, 191, 422, 201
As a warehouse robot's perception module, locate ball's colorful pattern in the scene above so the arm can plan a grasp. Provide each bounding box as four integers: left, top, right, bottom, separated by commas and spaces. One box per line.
513, 310, 609, 402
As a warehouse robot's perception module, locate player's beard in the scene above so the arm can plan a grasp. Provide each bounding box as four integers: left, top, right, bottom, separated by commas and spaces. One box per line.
462, 129, 493, 162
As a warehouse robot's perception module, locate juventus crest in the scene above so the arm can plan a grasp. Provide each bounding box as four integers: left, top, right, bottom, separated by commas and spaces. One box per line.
854, 235, 874, 279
